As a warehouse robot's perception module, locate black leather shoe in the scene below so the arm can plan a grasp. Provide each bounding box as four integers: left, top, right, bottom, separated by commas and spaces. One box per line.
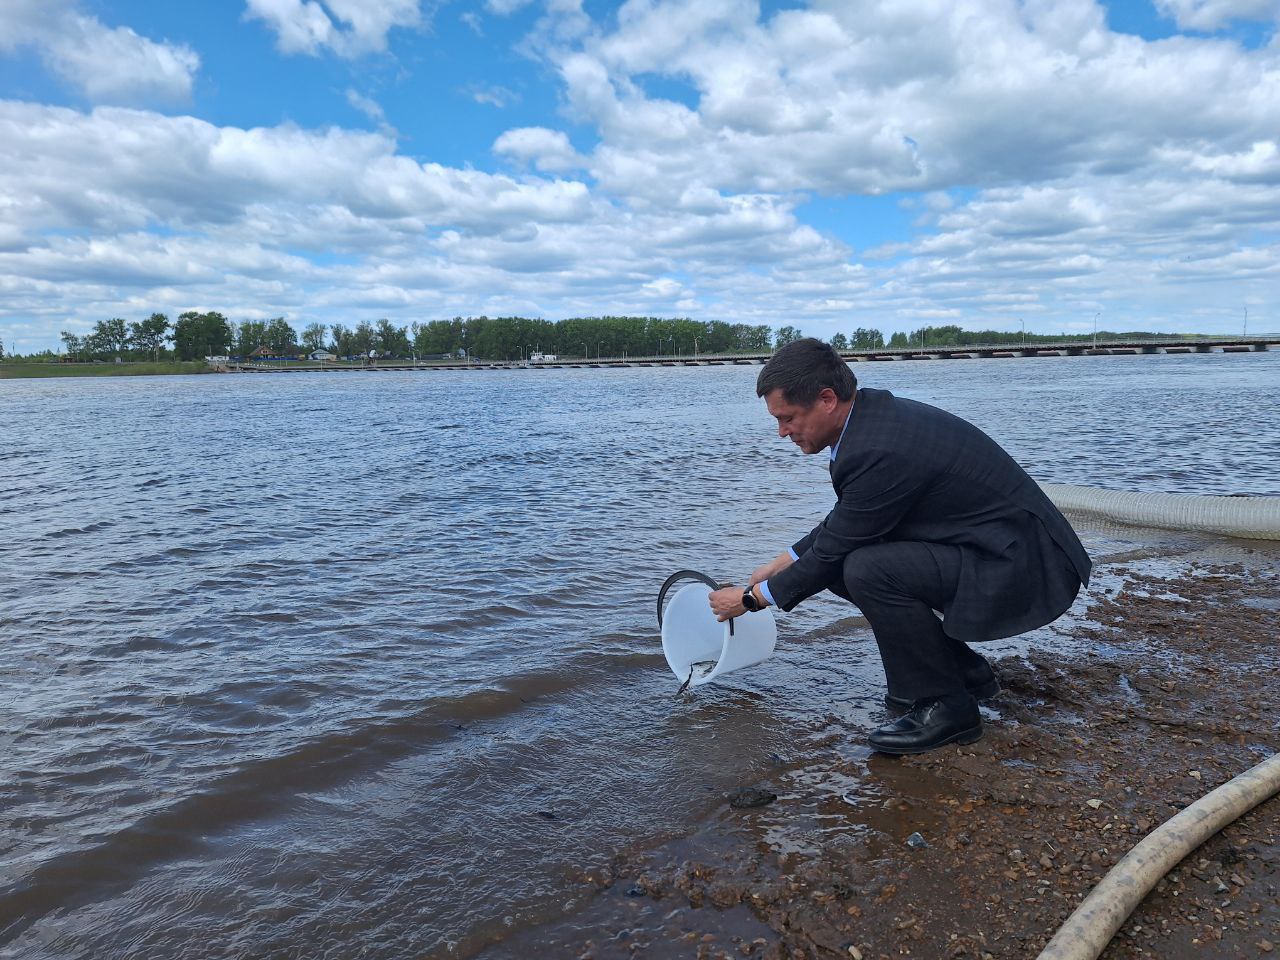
884, 659, 999, 711
868, 695, 982, 755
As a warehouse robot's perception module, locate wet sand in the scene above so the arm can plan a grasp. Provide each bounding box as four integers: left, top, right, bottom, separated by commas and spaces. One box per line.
484, 539, 1280, 959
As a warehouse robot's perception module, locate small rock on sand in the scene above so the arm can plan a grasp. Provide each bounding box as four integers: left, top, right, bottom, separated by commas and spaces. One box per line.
727, 786, 777, 809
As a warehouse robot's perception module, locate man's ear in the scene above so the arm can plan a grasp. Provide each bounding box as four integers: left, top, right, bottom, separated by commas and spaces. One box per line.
818, 386, 838, 410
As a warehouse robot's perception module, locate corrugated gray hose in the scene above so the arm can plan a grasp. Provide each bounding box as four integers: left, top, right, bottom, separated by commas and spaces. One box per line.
1033, 484, 1280, 959
1039, 483, 1280, 540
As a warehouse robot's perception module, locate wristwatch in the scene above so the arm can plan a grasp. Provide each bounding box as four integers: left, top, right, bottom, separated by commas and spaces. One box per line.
741, 586, 762, 612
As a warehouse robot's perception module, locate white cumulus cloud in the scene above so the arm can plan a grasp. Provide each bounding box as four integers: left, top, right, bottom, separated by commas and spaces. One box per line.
243, 0, 423, 56
1153, 0, 1280, 31
0, 0, 199, 103
494, 127, 585, 172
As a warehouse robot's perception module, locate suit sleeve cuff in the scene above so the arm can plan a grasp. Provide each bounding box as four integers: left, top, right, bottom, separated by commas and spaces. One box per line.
787, 547, 799, 562
758, 579, 777, 607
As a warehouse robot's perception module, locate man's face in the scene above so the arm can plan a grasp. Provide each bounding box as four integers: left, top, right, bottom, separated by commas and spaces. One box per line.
764, 387, 842, 454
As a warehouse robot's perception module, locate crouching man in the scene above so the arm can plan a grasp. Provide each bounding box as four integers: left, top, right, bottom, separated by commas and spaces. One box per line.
709, 338, 1091, 754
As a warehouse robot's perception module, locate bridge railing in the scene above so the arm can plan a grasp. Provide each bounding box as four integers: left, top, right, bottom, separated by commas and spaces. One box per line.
229, 333, 1276, 371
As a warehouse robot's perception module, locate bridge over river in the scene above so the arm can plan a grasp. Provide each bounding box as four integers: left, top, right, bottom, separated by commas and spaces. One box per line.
226, 335, 1276, 374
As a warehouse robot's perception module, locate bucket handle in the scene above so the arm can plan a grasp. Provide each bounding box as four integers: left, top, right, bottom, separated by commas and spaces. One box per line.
656, 569, 734, 636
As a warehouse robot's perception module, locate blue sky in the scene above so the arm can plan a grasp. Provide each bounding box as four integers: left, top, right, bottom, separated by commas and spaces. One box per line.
1, 0, 1278, 352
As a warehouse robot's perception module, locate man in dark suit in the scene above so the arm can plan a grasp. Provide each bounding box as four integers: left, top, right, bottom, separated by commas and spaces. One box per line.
709, 338, 1091, 754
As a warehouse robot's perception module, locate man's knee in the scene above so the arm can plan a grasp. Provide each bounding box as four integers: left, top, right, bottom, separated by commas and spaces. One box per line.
842, 549, 886, 604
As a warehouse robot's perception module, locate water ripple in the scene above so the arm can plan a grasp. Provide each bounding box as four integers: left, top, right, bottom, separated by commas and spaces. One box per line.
1, 353, 1277, 957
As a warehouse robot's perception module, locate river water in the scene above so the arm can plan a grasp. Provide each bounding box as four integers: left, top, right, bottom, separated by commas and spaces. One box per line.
1, 352, 1276, 958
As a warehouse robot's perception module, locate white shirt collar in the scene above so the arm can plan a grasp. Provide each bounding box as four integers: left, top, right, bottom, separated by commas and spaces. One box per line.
829, 394, 857, 462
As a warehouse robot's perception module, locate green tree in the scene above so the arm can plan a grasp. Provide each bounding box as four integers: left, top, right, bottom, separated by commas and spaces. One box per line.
352, 320, 376, 356
59, 331, 85, 360
851, 327, 885, 349
375, 318, 410, 357
175, 311, 233, 360
234, 319, 266, 357
774, 325, 802, 348
413, 318, 462, 356
264, 317, 297, 354
830, 332, 849, 351
329, 324, 351, 356
129, 313, 170, 360
88, 318, 129, 358
301, 322, 327, 353
888, 331, 909, 348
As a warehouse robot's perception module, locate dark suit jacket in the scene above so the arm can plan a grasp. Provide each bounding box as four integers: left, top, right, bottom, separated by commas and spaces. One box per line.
766, 388, 1092, 642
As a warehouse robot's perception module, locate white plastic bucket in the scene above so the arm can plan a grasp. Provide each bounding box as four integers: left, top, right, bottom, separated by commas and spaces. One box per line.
660, 582, 777, 687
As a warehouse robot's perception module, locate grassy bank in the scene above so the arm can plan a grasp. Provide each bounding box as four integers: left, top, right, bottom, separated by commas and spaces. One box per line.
0, 361, 212, 379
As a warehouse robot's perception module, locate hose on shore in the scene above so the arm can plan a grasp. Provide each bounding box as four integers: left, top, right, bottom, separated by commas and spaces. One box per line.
1039, 483, 1280, 540
1032, 482, 1280, 958
1035, 752, 1280, 960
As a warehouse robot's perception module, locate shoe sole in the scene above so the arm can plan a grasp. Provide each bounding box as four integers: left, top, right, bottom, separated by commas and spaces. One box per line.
883, 677, 1000, 712
868, 723, 984, 756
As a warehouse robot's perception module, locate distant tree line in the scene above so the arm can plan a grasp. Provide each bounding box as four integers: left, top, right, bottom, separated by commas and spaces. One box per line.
53, 313, 781, 361
24, 314, 1175, 364
886, 324, 1167, 348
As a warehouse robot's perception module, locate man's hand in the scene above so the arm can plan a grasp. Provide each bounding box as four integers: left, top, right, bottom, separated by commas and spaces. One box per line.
709, 586, 746, 622
748, 550, 794, 587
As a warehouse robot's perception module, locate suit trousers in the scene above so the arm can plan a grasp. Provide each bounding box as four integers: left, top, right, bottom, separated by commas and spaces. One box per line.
828, 541, 989, 702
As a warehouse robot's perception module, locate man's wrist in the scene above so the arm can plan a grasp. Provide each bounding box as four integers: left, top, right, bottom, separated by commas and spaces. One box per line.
756, 580, 776, 608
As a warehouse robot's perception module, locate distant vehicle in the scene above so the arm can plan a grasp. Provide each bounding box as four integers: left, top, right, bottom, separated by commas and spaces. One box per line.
309, 350, 337, 361
529, 352, 558, 363
205, 355, 229, 363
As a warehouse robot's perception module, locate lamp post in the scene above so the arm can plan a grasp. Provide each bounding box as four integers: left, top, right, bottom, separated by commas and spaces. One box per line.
1019, 318, 1025, 347
597, 340, 602, 360
1244, 306, 1248, 337
582, 341, 588, 360
693, 337, 699, 357
1093, 312, 1100, 350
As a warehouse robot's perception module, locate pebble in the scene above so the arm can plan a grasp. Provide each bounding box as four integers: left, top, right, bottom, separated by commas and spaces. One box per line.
728, 786, 777, 809
1086, 799, 1103, 809
906, 832, 929, 849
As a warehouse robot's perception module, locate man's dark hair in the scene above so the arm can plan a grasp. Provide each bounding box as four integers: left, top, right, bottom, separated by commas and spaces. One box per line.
756, 337, 857, 405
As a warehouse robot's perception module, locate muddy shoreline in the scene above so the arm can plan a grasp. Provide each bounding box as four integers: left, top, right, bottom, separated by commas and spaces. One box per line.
480, 542, 1279, 960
